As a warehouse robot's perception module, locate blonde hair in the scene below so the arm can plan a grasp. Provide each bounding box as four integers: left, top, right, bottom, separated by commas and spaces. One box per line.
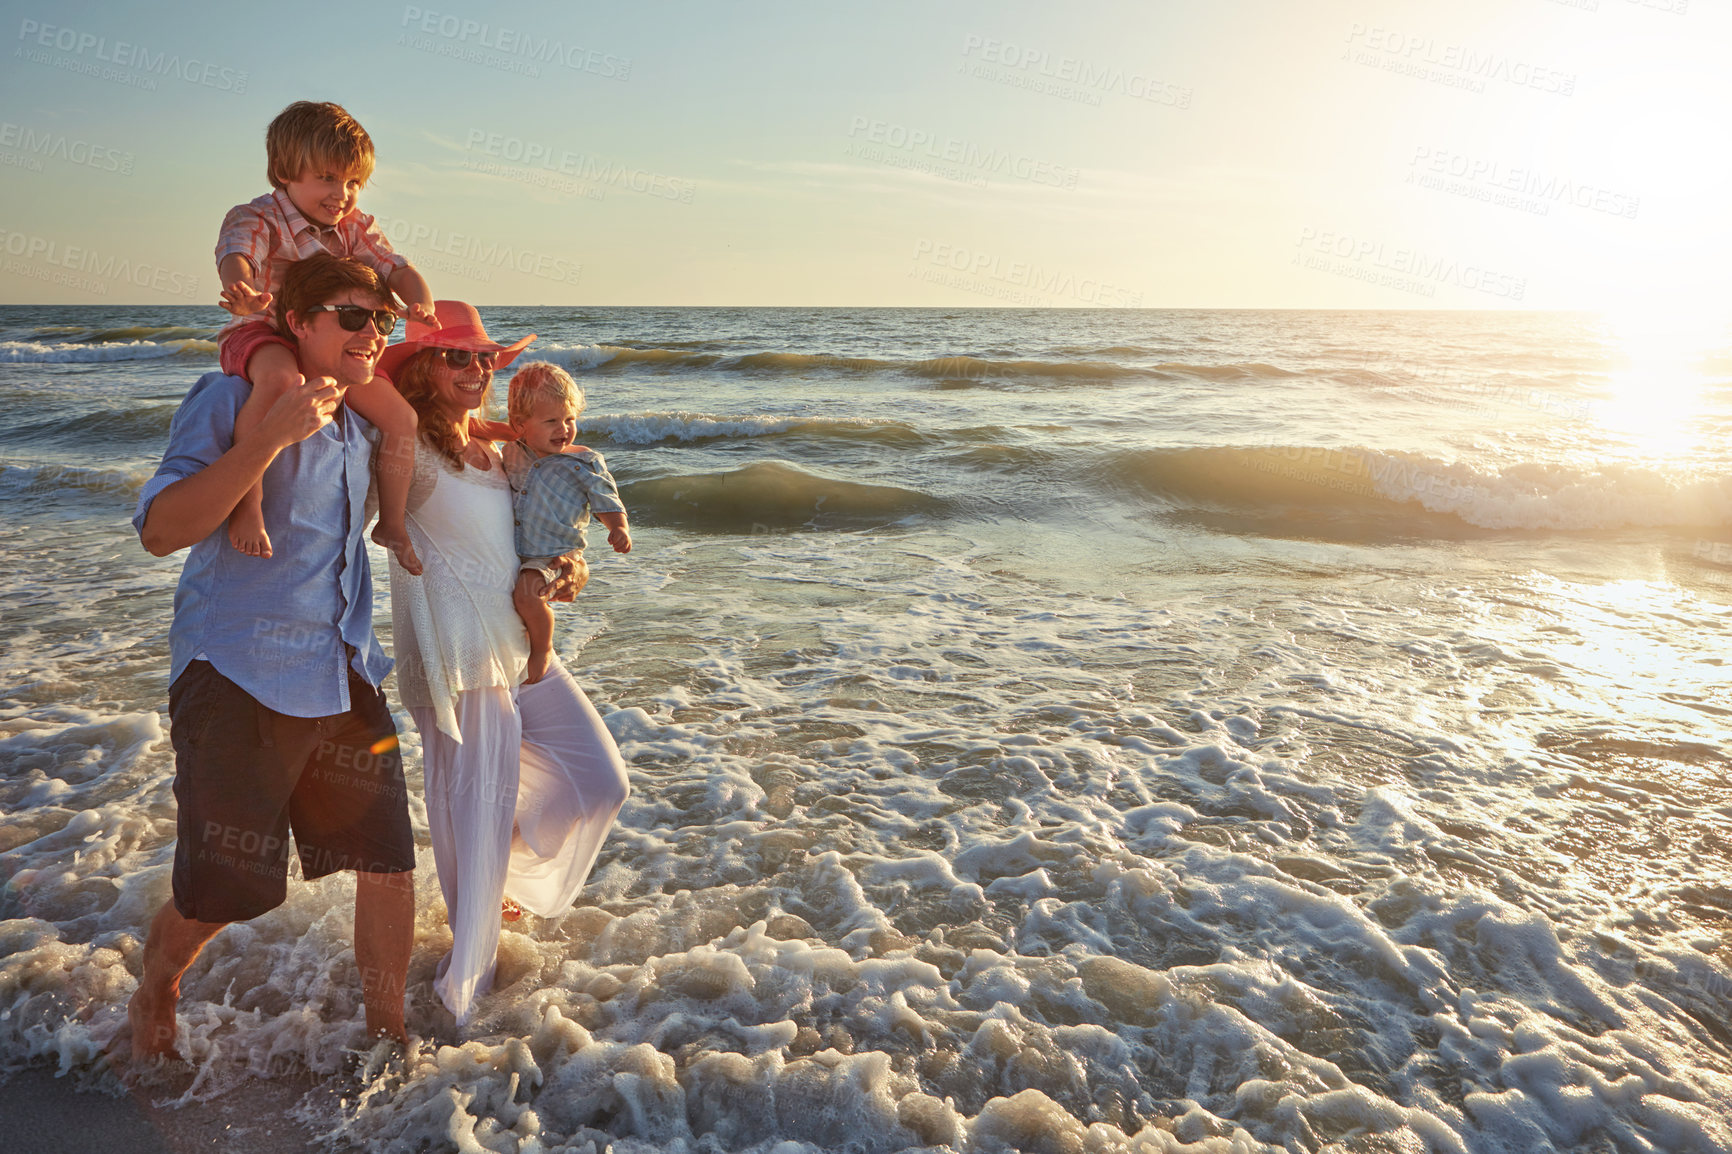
394, 349, 470, 471
508, 362, 585, 425
266, 101, 376, 190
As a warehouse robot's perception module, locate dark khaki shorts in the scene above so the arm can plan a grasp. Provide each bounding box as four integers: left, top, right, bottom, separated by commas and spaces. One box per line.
168, 661, 415, 923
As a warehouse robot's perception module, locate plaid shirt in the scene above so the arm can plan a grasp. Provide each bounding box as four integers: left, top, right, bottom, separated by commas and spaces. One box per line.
502, 440, 627, 559
215, 189, 406, 299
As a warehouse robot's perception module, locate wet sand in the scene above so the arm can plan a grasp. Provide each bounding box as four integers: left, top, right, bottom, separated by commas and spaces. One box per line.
0, 1066, 351, 1153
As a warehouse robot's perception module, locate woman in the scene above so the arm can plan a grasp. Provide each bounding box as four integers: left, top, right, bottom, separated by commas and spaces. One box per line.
377, 302, 630, 1025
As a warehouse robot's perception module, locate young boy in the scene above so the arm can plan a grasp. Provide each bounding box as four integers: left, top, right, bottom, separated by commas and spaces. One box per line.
215, 100, 435, 573
497, 363, 631, 684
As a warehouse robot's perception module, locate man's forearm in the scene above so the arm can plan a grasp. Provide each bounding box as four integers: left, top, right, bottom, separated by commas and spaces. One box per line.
139, 431, 284, 555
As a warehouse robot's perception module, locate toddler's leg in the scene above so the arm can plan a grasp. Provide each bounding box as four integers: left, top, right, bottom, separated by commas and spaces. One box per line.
343, 377, 424, 576
226, 340, 302, 558
514, 569, 556, 685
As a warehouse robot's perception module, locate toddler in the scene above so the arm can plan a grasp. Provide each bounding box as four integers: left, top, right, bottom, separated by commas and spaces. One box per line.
215, 100, 435, 573
499, 363, 631, 684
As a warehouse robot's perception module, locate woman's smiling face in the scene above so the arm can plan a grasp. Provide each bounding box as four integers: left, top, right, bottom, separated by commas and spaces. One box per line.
425, 347, 495, 422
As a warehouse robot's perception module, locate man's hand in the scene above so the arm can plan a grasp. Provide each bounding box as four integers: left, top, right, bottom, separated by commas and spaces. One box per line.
255, 375, 342, 450
220, 281, 273, 317
549, 552, 590, 602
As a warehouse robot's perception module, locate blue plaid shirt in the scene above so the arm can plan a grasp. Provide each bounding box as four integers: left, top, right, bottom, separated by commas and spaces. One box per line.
502, 440, 627, 559
133, 372, 392, 717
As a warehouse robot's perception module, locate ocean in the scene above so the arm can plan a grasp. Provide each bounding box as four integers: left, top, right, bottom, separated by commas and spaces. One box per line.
3, 304, 1732, 1153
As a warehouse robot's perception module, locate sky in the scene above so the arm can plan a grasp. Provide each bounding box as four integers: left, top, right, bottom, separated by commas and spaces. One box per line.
1, 0, 1728, 310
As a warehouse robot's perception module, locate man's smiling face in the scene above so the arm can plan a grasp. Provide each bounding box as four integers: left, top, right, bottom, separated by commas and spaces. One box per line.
289, 291, 389, 388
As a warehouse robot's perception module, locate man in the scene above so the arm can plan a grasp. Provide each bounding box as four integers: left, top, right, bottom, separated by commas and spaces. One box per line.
127, 253, 416, 1056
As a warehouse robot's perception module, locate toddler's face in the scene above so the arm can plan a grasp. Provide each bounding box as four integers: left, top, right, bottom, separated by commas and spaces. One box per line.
282, 166, 365, 227
517, 396, 579, 455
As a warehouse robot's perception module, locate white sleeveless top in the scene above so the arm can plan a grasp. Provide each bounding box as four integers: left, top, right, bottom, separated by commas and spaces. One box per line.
390, 441, 528, 740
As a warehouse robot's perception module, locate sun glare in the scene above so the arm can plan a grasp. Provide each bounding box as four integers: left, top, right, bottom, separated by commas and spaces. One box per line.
1592, 306, 1727, 465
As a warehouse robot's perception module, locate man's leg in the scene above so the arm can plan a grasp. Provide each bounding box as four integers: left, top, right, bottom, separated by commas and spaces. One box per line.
127, 901, 228, 1057
354, 869, 414, 1043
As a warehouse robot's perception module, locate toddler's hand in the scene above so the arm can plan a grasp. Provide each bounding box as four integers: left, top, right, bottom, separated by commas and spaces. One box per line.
220, 282, 273, 317
405, 301, 442, 329
608, 526, 632, 554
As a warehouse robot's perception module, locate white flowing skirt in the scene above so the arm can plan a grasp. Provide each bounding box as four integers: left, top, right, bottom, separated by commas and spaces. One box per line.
413, 654, 630, 1024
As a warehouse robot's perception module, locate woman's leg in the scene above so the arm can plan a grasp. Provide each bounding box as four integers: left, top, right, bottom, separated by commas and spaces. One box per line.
508, 655, 631, 917
413, 688, 522, 1025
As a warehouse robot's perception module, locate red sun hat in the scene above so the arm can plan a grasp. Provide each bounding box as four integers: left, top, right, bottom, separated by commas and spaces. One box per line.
375, 300, 536, 382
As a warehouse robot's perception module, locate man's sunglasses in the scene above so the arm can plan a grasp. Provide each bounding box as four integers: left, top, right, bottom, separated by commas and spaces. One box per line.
440, 348, 498, 369
304, 304, 398, 336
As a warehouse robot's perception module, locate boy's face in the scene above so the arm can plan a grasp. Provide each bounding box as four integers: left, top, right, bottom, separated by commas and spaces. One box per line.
515, 396, 579, 456
282, 166, 365, 227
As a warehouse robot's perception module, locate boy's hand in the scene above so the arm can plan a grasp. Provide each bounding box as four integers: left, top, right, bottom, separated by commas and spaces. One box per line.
220, 282, 273, 317
404, 301, 441, 329
607, 525, 632, 554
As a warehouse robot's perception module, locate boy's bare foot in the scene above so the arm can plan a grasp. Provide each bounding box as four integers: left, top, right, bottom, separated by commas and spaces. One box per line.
524, 651, 550, 685
372, 523, 423, 576
126, 981, 179, 1060
228, 509, 273, 558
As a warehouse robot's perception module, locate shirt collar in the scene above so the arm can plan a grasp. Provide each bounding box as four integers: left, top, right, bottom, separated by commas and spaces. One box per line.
273, 188, 335, 241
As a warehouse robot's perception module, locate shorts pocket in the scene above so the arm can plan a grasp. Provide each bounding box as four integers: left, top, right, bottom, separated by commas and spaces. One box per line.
169, 662, 250, 750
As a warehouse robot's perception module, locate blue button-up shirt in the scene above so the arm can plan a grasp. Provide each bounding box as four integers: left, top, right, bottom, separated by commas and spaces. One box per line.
133, 372, 392, 717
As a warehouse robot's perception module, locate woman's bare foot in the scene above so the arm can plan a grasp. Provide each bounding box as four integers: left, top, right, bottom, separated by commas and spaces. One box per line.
372, 522, 423, 576
502, 898, 523, 923
524, 651, 550, 685
227, 506, 272, 558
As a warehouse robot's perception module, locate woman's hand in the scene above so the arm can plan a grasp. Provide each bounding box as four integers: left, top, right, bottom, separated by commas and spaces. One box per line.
550, 553, 590, 601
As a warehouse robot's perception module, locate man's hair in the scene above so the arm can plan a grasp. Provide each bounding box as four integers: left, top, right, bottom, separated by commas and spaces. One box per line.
265, 101, 376, 190
275, 254, 387, 334
507, 362, 585, 424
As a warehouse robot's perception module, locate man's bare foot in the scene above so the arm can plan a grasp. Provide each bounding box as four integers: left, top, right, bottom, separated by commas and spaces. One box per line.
228, 509, 273, 558
126, 981, 179, 1059
372, 523, 423, 576
524, 651, 549, 685
365, 1018, 409, 1048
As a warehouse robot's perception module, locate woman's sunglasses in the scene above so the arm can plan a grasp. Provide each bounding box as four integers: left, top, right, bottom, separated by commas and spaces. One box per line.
440, 348, 499, 369
304, 304, 398, 336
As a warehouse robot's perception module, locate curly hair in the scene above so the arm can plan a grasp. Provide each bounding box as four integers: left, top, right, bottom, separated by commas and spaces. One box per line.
393, 349, 475, 470
507, 361, 585, 425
